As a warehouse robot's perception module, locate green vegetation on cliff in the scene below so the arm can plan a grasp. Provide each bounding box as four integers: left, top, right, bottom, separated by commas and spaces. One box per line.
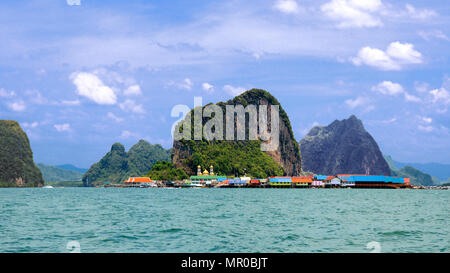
0, 120, 44, 187
83, 140, 171, 186
181, 140, 284, 177
173, 89, 302, 177
147, 161, 188, 181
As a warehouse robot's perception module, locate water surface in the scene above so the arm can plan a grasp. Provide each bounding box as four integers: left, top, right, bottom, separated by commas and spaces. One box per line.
0, 188, 448, 252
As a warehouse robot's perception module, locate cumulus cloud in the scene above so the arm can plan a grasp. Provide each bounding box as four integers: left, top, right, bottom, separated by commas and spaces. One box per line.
61, 99, 81, 106
418, 125, 433, 132
223, 85, 246, 96
107, 112, 124, 122
119, 130, 139, 139
321, 0, 383, 28
0, 88, 15, 98
22, 122, 39, 128
372, 81, 404, 96
404, 92, 421, 102
119, 99, 146, 114
421, 116, 432, 124
70, 72, 117, 105
66, 0, 81, 6
405, 4, 437, 20
54, 123, 71, 132
430, 88, 450, 105
123, 85, 142, 96
351, 42, 422, 70
418, 30, 449, 41
8, 101, 26, 112
345, 96, 371, 108
202, 82, 214, 93
274, 0, 301, 14
386, 42, 422, 64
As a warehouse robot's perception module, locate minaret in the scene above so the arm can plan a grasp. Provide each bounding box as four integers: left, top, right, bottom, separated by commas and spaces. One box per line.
197, 165, 201, 176
210, 165, 214, 176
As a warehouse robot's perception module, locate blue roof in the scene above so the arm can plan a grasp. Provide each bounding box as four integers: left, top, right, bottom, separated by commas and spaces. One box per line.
269, 177, 292, 182
314, 175, 328, 180
345, 175, 404, 183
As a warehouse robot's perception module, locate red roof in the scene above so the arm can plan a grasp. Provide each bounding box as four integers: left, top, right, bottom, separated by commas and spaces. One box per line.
124, 177, 153, 183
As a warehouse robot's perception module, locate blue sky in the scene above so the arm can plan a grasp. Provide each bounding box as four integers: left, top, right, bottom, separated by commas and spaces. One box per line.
0, 0, 449, 167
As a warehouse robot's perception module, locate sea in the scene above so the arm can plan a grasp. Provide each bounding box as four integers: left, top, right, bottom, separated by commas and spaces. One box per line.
0, 188, 448, 253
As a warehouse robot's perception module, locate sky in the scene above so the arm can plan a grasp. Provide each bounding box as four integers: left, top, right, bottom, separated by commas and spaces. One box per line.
0, 0, 449, 168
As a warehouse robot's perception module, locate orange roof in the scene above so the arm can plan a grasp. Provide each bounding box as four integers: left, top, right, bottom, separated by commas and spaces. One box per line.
124, 177, 153, 183
292, 178, 313, 183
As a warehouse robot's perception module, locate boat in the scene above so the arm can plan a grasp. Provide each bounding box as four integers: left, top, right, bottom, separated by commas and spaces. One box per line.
42, 185, 54, 189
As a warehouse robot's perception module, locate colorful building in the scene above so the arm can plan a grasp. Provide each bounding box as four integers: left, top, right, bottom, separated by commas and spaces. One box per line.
124, 177, 156, 187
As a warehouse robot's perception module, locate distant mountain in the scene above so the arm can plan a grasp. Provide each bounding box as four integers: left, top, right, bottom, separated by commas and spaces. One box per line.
299, 115, 391, 176
392, 167, 435, 186
384, 155, 436, 186
0, 120, 44, 187
56, 164, 88, 174
83, 140, 171, 186
391, 160, 450, 182
37, 163, 84, 183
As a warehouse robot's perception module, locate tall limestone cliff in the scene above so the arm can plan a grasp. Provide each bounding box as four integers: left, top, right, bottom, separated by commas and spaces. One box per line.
83, 140, 171, 186
299, 115, 391, 175
0, 120, 44, 187
172, 89, 302, 177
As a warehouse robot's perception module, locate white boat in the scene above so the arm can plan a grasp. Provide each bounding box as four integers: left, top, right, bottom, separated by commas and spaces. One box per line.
42, 185, 54, 189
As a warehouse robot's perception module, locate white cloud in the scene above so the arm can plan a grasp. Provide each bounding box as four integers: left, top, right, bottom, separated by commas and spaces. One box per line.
167, 78, 194, 90
421, 116, 432, 124
321, 0, 383, 28
70, 72, 117, 105
8, 100, 26, 112
418, 125, 433, 132
66, 0, 81, 6
351, 47, 399, 70
119, 99, 146, 114
274, 0, 301, 14
381, 117, 397, 124
54, 123, 71, 132
405, 4, 437, 20
386, 42, 422, 64
119, 130, 139, 139
123, 85, 142, 96
107, 112, 124, 122
202, 82, 214, 93
61, 99, 81, 106
351, 42, 422, 70
372, 81, 404, 96
0, 88, 15, 98
418, 30, 449, 41
223, 85, 246, 96
430, 88, 450, 105
22, 122, 39, 128
404, 92, 421, 102
345, 96, 371, 108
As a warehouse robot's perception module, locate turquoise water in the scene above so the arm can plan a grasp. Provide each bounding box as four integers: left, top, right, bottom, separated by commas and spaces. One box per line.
0, 188, 448, 253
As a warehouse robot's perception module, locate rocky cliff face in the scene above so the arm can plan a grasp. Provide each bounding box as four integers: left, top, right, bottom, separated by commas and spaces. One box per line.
172, 89, 302, 176
0, 120, 44, 187
83, 140, 171, 186
299, 115, 391, 175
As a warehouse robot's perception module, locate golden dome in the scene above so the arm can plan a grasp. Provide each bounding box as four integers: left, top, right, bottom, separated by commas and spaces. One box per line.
203, 169, 209, 175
